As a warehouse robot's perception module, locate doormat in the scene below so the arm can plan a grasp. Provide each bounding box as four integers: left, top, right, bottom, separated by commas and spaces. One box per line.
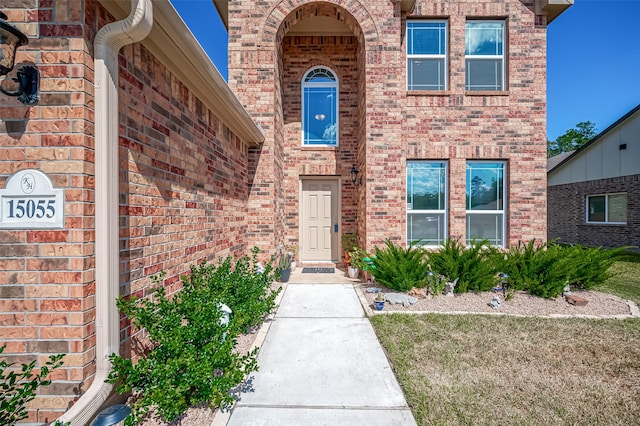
301, 267, 335, 274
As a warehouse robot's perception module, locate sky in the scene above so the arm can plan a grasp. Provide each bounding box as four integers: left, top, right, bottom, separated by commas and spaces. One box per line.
170, 0, 640, 142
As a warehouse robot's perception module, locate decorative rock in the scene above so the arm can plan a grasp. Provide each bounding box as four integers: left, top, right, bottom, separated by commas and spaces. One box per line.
408, 287, 427, 299
366, 287, 382, 293
490, 295, 501, 309
385, 293, 418, 307
566, 294, 588, 306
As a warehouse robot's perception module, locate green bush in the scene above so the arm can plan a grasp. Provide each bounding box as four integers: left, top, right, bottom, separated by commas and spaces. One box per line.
1, 346, 65, 425
107, 248, 280, 425
497, 241, 628, 298
427, 239, 498, 293
496, 240, 568, 298
371, 240, 429, 291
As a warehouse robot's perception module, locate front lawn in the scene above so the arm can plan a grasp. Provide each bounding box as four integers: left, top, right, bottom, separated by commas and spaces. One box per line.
595, 252, 640, 305
371, 314, 640, 425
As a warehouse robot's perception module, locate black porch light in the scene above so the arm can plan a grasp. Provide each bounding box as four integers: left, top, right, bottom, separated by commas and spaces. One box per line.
0, 11, 39, 105
350, 165, 362, 186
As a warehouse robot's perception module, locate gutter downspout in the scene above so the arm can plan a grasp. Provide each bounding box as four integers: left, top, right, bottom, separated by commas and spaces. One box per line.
57, 1, 152, 424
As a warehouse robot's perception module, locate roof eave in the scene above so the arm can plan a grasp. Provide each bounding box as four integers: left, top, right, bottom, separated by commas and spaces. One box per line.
213, 0, 228, 30
541, 0, 574, 24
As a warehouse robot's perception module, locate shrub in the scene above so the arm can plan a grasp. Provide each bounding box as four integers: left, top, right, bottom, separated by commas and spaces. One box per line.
427, 239, 498, 293
497, 241, 628, 298
371, 240, 429, 291
107, 248, 280, 424
496, 240, 568, 298
561, 244, 628, 289
1, 346, 65, 425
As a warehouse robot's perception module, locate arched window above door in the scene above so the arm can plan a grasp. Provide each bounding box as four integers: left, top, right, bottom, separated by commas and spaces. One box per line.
302, 66, 338, 146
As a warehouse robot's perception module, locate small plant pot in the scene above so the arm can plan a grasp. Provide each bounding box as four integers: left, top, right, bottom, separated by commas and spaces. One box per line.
291, 260, 297, 271
373, 300, 385, 311
278, 268, 291, 283
347, 266, 359, 279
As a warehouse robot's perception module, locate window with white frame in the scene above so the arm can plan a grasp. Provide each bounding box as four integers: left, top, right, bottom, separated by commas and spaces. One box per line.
465, 20, 505, 91
466, 162, 505, 246
407, 161, 447, 246
302, 67, 338, 146
587, 193, 627, 224
407, 21, 448, 91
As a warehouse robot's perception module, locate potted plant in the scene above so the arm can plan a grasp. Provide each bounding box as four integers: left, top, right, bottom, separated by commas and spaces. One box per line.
276, 250, 292, 283
342, 233, 357, 264
347, 246, 367, 279
373, 291, 385, 311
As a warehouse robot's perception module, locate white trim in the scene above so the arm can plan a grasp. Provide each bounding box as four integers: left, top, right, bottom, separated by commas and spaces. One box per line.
301, 66, 339, 147
406, 20, 448, 91
585, 192, 627, 225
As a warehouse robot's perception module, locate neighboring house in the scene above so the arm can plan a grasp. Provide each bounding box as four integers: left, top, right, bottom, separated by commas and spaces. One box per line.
220, 0, 570, 259
0, 0, 570, 423
548, 104, 640, 249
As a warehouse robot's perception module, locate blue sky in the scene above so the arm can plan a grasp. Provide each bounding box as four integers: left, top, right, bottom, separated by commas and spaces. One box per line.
171, 0, 640, 142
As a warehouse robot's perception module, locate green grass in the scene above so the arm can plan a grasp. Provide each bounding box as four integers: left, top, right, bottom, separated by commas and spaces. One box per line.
371, 314, 640, 426
595, 252, 640, 305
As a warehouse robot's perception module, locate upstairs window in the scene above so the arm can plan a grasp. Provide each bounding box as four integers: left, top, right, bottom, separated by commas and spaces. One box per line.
465, 21, 505, 91
587, 193, 627, 224
302, 67, 338, 146
407, 21, 448, 91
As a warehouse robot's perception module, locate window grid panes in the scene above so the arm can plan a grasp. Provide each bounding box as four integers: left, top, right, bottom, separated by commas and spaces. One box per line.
465, 21, 505, 91
587, 193, 627, 224
407, 21, 448, 91
466, 162, 505, 246
302, 67, 338, 146
407, 161, 447, 246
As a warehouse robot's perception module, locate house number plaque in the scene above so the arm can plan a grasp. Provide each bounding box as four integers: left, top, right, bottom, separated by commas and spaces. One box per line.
0, 169, 65, 229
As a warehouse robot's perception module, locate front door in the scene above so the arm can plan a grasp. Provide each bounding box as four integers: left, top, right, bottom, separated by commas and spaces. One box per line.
301, 180, 338, 262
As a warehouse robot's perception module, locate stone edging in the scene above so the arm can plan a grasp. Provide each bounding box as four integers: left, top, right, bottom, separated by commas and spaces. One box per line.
211, 282, 288, 426
354, 285, 640, 320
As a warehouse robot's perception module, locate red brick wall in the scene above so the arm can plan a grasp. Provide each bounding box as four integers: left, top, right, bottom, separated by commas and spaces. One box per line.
0, 1, 98, 422
0, 1, 251, 422
228, 0, 548, 254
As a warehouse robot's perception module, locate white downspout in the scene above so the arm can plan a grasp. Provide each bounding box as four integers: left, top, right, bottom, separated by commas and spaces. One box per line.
58, 1, 152, 424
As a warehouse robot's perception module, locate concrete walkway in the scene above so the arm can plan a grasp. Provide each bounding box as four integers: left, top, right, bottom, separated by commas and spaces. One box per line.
226, 271, 417, 425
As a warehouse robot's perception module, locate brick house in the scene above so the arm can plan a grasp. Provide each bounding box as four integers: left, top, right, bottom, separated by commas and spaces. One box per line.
218, 0, 570, 261
548, 104, 640, 249
0, 0, 569, 423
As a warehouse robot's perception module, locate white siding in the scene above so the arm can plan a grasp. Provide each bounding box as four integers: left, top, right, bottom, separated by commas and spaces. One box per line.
549, 110, 640, 186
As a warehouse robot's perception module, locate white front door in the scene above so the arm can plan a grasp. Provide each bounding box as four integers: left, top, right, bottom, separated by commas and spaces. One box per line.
301, 180, 338, 262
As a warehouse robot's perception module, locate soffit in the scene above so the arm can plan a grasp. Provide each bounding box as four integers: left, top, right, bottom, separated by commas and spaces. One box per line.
287, 16, 352, 36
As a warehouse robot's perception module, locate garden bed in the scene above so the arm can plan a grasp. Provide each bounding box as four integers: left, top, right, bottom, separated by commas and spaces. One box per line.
359, 282, 636, 317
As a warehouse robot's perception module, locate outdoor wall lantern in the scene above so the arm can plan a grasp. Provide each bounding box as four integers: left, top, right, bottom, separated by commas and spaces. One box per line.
0, 11, 39, 105
350, 166, 362, 186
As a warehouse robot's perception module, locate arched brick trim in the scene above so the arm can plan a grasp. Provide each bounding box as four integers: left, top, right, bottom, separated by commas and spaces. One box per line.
260, 0, 378, 49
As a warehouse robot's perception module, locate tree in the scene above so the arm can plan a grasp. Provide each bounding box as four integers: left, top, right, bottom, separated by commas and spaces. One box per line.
547, 121, 597, 158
